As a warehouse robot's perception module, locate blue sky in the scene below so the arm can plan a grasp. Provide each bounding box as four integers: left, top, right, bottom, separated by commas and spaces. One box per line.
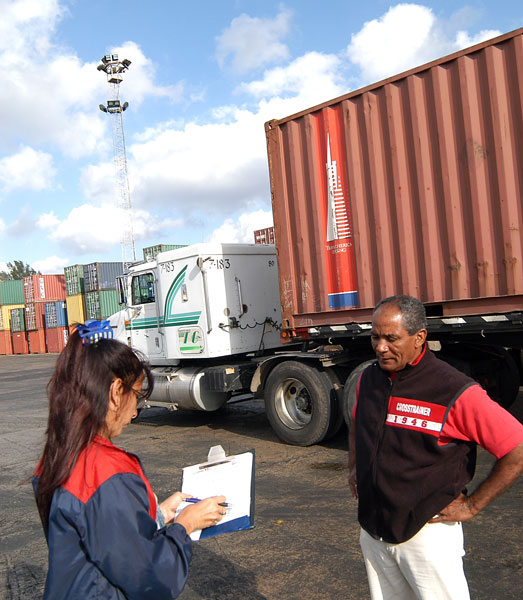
0, 0, 521, 273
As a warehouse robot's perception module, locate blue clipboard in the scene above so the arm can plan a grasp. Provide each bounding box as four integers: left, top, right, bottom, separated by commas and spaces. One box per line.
179, 445, 255, 540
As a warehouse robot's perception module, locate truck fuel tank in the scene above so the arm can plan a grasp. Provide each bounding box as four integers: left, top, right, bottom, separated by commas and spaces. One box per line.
148, 366, 230, 411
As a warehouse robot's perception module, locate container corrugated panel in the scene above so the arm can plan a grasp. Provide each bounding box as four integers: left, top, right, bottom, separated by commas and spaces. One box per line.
66, 294, 86, 326
0, 304, 25, 331
25, 303, 46, 330
64, 265, 85, 296
11, 331, 28, 354
254, 227, 275, 244
0, 330, 13, 355
23, 275, 66, 303
28, 329, 47, 353
143, 244, 187, 261
83, 263, 124, 292
0, 280, 24, 304
45, 326, 68, 353
45, 301, 68, 328
10, 308, 26, 332
265, 28, 523, 329
85, 290, 121, 320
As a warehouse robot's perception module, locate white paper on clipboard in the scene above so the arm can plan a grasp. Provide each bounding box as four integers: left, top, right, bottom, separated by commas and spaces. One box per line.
177, 445, 255, 541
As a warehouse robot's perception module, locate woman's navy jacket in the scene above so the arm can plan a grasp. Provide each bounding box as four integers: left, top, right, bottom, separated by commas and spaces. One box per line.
33, 436, 192, 599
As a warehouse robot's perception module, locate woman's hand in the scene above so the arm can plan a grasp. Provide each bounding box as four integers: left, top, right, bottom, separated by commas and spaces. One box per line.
174, 496, 227, 535
158, 492, 193, 524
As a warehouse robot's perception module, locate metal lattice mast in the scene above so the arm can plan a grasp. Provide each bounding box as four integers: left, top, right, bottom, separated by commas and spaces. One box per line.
97, 54, 136, 268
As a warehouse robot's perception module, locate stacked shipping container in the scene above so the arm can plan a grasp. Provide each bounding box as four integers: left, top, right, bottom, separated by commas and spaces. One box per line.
23, 275, 66, 354
10, 307, 28, 354
64, 265, 86, 330
1, 250, 176, 356
83, 262, 123, 321
45, 301, 69, 353
143, 244, 186, 261
254, 227, 275, 244
0, 280, 25, 355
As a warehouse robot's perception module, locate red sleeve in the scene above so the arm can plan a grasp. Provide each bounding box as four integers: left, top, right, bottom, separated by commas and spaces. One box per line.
351, 375, 362, 421
440, 385, 523, 459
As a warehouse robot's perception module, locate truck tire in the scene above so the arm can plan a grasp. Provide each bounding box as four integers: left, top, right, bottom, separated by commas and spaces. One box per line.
342, 360, 375, 428
264, 361, 336, 446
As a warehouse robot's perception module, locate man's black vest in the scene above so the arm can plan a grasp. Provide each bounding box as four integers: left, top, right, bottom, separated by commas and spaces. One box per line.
355, 348, 477, 543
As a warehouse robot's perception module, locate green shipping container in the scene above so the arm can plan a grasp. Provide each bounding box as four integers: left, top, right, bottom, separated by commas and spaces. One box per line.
0, 280, 24, 304
85, 290, 121, 321
64, 264, 85, 296
143, 244, 186, 261
10, 307, 26, 332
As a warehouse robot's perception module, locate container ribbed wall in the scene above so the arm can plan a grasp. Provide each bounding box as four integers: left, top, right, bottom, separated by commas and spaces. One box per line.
266, 29, 523, 328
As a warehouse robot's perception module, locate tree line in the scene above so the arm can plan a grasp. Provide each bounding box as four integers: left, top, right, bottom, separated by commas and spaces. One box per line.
0, 260, 41, 281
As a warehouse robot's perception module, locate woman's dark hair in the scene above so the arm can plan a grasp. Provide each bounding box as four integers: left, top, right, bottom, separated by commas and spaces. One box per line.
35, 328, 153, 529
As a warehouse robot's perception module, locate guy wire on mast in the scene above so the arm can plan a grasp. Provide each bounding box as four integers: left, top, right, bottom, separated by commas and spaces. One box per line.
97, 53, 136, 270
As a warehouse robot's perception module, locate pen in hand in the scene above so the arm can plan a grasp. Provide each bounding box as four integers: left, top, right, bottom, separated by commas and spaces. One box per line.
185, 497, 232, 507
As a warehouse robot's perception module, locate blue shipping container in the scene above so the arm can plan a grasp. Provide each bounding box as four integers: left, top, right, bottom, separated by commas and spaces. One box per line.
45, 301, 68, 328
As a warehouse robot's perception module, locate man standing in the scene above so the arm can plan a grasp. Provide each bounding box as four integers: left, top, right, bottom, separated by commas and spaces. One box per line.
348, 295, 523, 599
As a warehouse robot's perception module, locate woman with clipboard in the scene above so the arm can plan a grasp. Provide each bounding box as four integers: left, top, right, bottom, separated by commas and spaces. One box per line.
33, 320, 226, 599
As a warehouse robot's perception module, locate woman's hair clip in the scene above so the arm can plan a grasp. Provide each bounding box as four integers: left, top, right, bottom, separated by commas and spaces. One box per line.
77, 320, 114, 345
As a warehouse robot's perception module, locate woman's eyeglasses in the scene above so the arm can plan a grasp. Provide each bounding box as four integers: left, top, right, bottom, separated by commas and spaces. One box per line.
133, 389, 149, 410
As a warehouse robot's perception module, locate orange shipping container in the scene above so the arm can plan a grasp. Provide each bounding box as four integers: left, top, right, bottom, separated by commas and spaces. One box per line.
0, 330, 13, 355
11, 331, 29, 354
28, 329, 47, 354
23, 275, 66, 303
265, 28, 523, 330
46, 327, 69, 353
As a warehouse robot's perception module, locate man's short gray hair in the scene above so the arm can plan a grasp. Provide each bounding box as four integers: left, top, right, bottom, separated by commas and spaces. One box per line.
373, 295, 427, 335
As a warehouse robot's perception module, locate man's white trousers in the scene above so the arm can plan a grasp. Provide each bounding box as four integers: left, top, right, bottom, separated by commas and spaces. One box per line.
360, 521, 470, 600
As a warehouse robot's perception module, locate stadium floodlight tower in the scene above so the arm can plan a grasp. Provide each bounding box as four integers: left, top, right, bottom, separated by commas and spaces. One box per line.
97, 53, 136, 269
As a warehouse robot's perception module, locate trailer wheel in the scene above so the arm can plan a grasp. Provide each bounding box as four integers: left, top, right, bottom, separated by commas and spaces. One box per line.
342, 360, 375, 428
264, 361, 335, 446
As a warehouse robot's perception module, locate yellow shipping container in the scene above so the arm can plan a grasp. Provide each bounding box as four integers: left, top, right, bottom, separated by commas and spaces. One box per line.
66, 294, 86, 326
0, 304, 25, 331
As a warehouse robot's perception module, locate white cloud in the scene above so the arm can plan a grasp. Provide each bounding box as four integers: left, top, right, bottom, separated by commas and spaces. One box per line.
346, 3, 502, 83
239, 51, 345, 103
125, 109, 271, 213
206, 210, 273, 244
36, 212, 60, 229
0, 146, 55, 192
347, 4, 437, 81
216, 10, 292, 73
31, 255, 69, 274
47, 203, 183, 255
454, 29, 501, 49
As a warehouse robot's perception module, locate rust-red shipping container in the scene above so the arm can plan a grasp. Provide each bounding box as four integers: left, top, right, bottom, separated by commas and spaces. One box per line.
0, 330, 13, 355
23, 275, 66, 303
25, 303, 46, 331
28, 329, 47, 354
254, 226, 275, 244
265, 29, 523, 331
11, 331, 29, 354
46, 326, 69, 353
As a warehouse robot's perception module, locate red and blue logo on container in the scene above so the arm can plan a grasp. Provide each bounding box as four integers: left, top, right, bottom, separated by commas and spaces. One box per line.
313, 107, 359, 309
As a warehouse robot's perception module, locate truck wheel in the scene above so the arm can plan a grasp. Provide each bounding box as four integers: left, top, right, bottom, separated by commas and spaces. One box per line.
264, 361, 336, 446
342, 360, 375, 428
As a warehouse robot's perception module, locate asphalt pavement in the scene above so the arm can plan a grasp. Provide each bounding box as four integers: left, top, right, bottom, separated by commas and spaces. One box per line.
0, 354, 521, 599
